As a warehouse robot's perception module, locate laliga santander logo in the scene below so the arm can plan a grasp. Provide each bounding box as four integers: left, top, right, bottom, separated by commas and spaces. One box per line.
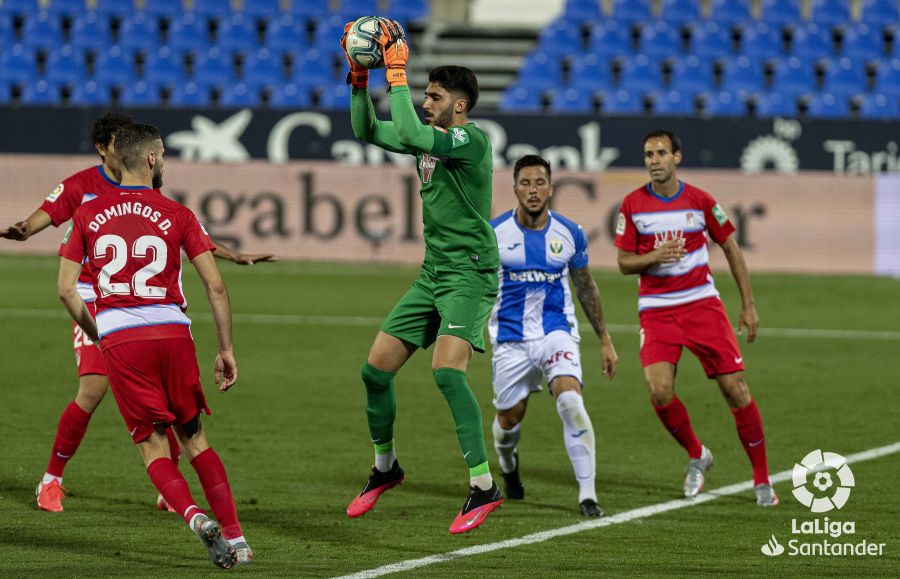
791, 450, 855, 513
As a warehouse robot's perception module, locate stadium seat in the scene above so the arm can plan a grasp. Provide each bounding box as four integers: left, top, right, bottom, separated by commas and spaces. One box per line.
499, 85, 544, 112
790, 22, 836, 60
241, 47, 285, 88
738, 22, 784, 60
669, 55, 713, 93
338, 0, 380, 21
169, 80, 211, 107
0, 13, 13, 45
638, 21, 684, 58
118, 12, 161, 52
550, 87, 594, 112
49, 0, 88, 16
856, 92, 900, 118
651, 89, 696, 115
611, 0, 652, 23
561, 0, 603, 24
215, 13, 259, 51
873, 58, 900, 95
265, 14, 307, 52
536, 19, 584, 57
290, 0, 331, 24
754, 92, 799, 116
290, 47, 338, 88
0, 0, 39, 16
861, 0, 899, 24
0, 79, 11, 105
142, 45, 187, 85
567, 52, 613, 92
119, 80, 161, 106
587, 20, 633, 58
192, 46, 237, 88
841, 23, 886, 61
600, 88, 644, 114
810, 0, 852, 27
20, 10, 64, 50
721, 56, 765, 93
688, 21, 733, 59
823, 57, 867, 96
139, 0, 183, 18
93, 45, 137, 85
241, 0, 283, 20
94, 0, 134, 18
759, 0, 802, 26
312, 14, 347, 51
701, 90, 746, 116
69, 12, 114, 52
770, 56, 816, 97
45, 44, 89, 83
219, 81, 261, 107
21, 78, 62, 105
191, 0, 233, 20
806, 92, 849, 117
68, 79, 111, 105
166, 13, 212, 52
618, 54, 663, 92
516, 51, 563, 90
267, 82, 312, 108
318, 83, 351, 109
708, 0, 751, 24
0, 43, 38, 83
384, 0, 429, 23
658, 0, 702, 25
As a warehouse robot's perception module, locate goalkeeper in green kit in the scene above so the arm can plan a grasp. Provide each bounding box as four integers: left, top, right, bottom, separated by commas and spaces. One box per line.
341, 18, 503, 534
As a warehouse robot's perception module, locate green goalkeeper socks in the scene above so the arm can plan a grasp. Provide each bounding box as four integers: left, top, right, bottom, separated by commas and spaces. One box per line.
433, 367, 489, 470
361, 362, 397, 449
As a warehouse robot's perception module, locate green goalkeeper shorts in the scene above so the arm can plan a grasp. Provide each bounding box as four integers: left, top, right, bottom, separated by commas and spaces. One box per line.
380, 262, 498, 353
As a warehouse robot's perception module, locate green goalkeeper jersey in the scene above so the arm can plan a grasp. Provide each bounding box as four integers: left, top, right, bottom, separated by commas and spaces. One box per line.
351, 85, 499, 270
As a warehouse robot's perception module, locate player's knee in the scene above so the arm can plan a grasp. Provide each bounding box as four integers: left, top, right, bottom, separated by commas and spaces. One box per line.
550, 376, 581, 399
719, 374, 751, 407
648, 383, 675, 406
496, 409, 521, 430
361, 362, 394, 392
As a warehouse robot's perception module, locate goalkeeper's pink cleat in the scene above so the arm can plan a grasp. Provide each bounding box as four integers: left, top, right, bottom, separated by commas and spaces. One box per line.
347, 460, 405, 518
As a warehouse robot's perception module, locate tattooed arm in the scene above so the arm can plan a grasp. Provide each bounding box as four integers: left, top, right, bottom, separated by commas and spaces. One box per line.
570, 266, 618, 379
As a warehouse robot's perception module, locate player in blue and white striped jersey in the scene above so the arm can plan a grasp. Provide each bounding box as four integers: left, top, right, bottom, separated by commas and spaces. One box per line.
488, 155, 618, 517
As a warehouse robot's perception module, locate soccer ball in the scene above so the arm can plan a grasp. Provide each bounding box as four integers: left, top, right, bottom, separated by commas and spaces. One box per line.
345, 16, 384, 69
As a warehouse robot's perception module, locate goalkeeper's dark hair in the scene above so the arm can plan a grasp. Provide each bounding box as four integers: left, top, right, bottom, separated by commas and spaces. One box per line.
115, 123, 162, 172
643, 129, 681, 154
91, 112, 135, 147
429, 66, 479, 112
513, 155, 552, 182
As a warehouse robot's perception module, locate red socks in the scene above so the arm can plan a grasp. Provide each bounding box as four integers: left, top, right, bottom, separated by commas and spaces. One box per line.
653, 397, 703, 459
46, 401, 92, 477
147, 457, 203, 523
732, 400, 770, 485
191, 448, 242, 540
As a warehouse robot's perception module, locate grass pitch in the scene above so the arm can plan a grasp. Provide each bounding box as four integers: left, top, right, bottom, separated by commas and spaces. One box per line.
0, 254, 897, 577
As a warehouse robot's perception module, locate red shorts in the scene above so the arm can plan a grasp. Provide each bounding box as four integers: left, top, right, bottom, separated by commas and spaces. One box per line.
639, 297, 744, 378
73, 301, 106, 376
102, 338, 210, 443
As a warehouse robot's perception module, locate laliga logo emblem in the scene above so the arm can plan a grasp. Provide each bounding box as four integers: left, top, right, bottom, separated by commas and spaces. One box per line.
792, 450, 854, 513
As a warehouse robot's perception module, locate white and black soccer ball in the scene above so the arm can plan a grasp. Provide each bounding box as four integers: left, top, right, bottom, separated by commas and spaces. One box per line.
346, 16, 385, 69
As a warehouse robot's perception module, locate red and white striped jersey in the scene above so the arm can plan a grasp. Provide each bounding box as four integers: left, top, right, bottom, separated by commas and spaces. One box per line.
614, 181, 735, 311
59, 186, 216, 347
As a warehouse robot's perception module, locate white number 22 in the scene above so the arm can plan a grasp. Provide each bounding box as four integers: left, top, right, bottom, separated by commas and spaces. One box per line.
94, 234, 167, 298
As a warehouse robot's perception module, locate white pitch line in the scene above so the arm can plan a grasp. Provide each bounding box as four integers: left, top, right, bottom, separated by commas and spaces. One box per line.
333, 441, 900, 579
2, 308, 900, 340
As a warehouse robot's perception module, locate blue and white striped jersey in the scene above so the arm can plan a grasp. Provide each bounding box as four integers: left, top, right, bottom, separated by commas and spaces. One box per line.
488, 209, 589, 344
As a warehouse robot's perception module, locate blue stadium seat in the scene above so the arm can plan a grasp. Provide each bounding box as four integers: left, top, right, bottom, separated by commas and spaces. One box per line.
0, 0, 40, 16
241, 47, 285, 88
806, 92, 849, 117
658, 0, 702, 25
669, 55, 713, 93
318, 83, 351, 109
499, 85, 543, 112
94, 0, 133, 18
118, 12, 161, 52
290, 47, 338, 88
93, 45, 137, 85
143, 45, 187, 85
861, 0, 899, 24
120, 80, 161, 106
720, 55, 765, 93
191, 0, 233, 20
688, 21, 733, 59
701, 90, 746, 116
20, 10, 64, 50
857, 92, 899, 118
652, 89, 696, 115
638, 21, 684, 58
810, 0, 851, 26
49, 0, 88, 16
759, 0, 802, 26
312, 14, 347, 51
770, 56, 816, 97
290, 0, 330, 24
790, 23, 835, 60
842, 23, 886, 61
561, 0, 602, 24
69, 12, 115, 52
266, 14, 306, 52
708, 0, 751, 24
169, 81, 211, 107
338, 0, 380, 21
268, 82, 312, 108
551, 87, 594, 113
0, 43, 39, 83
219, 81, 261, 107
517, 51, 563, 90
755, 92, 799, 116
45, 44, 89, 83
0, 79, 10, 104
600, 88, 644, 114
166, 13, 211, 52
611, 0, 652, 23
192, 46, 237, 88
823, 57, 867, 96
536, 19, 583, 57
738, 22, 783, 59
139, 0, 183, 18
69, 79, 111, 105
588, 20, 632, 58
21, 79, 62, 104
384, 0, 429, 23
0, 13, 13, 45
567, 52, 613, 92
619, 54, 663, 92
216, 13, 259, 51
874, 58, 900, 95
242, 0, 283, 20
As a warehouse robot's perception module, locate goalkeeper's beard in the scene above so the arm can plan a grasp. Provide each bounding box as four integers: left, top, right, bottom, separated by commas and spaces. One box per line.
427, 107, 454, 129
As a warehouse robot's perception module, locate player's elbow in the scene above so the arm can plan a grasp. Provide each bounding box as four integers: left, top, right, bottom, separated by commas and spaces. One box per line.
57, 284, 75, 303
617, 257, 631, 275
394, 123, 419, 147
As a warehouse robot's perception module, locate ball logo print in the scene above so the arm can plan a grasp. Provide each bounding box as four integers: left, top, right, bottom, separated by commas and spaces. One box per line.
791, 449, 854, 513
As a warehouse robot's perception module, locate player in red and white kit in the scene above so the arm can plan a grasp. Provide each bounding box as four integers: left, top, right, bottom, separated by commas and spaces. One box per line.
57, 123, 250, 568
0, 113, 274, 514
615, 130, 777, 506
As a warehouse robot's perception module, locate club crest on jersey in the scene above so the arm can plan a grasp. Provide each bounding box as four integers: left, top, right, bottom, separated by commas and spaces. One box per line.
46, 183, 64, 203
712, 203, 729, 225
686, 212, 695, 228
653, 229, 684, 248
450, 127, 469, 148
549, 239, 564, 254
420, 154, 438, 184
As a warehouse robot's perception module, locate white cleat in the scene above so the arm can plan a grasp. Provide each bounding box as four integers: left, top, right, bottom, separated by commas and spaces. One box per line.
755, 483, 779, 506
192, 514, 237, 569
683, 446, 714, 498
231, 541, 254, 565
